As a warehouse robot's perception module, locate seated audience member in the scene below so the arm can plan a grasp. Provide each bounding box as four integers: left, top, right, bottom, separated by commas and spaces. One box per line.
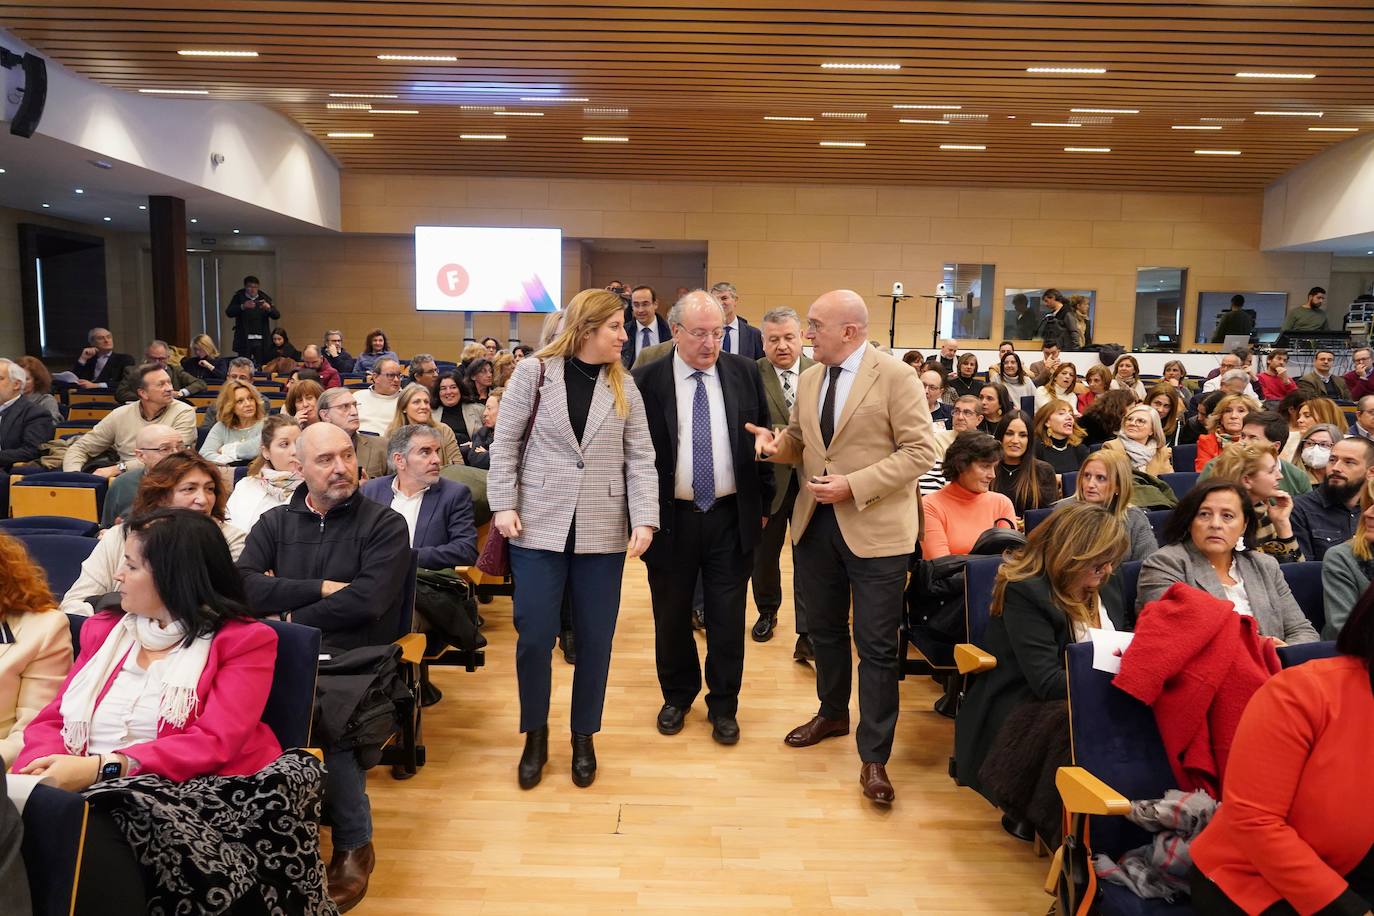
433, 371, 472, 447
993, 412, 1057, 517
322, 329, 356, 374
17, 355, 60, 423
181, 333, 227, 381
1344, 346, 1374, 400
226, 415, 302, 534
353, 327, 397, 377
464, 390, 500, 471
1034, 361, 1079, 414
1320, 478, 1374, 640
921, 432, 1017, 559
1145, 382, 1187, 447
71, 326, 134, 391
978, 382, 1013, 433
360, 425, 477, 572
948, 353, 982, 399
1026, 342, 1060, 388
199, 379, 268, 465
1056, 449, 1158, 560
284, 378, 323, 428
1033, 399, 1089, 475
1195, 392, 1260, 470
1188, 585, 1374, 913
1079, 388, 1138, 447
954, 502, 1129, 843
407, 353, 439, 396
1101, 403, 1172, 475
457, 341, 487, 372
919, 396, 980, 498
1291, 436, 1374, 562
993, 352, 1037, 406
0, 533, 72, 767
261, 327, 301, 372
1297, 348, 1352, 401
237, 422, 412, 911
387, 383, 462, 467
1136, 480, 1319, 644
353, 356, 404, 436
1076, 364, 1111, 414
0, 358, 54, 470
1276, 388, 1314, 463
1181, 390, 1223, 447
1160, 359, 1198, 395
1109, 354, 1146, 399
63, 363, 197, 478
1206, 442, 1303, 563
1255, 348, 1297, 401
1296, 423, 1341, 487
316, 387, 388, 480
512, 344, 534, 361
100, 424, 185, 528
461, 358, 496, 436
62, 452, 248, 615
1350, 395, 1374, 443
1302, 396, 1349, 435
492, 352, 515, 389
481, 336, 501, 358
299, 345, 341, 389
936, 339, 959, 377
114, 340, 207, 404
200, 358, 263, 432
1201, 350, 1254, 394
901, 350, 923, 370
921, 369, 952, 428
1201, 409, 1312, 498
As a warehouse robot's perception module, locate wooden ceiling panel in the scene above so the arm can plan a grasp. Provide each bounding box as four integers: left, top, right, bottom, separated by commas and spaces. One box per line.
2, 1, 1371, 191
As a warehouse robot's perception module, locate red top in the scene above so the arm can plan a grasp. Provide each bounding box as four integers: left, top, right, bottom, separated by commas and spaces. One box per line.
1257, 371, 1297, 402
12, 612, 282, 781
1192, 656, 1374, 915
1196, 432, 1225, 471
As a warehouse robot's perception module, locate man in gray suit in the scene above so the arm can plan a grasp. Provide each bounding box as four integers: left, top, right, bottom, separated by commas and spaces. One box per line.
751, 307, 815, 658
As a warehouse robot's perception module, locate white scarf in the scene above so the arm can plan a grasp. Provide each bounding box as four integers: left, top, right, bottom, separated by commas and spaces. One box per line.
1117, 432, 1158, 470
59, 613, 213, 755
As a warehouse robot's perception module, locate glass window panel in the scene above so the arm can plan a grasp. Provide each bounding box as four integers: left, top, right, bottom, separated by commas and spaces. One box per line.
938, 263, 995, 341
1195, 291, 1288, 344
1002, 288, 1096, 344
1135, 268, 1187, 350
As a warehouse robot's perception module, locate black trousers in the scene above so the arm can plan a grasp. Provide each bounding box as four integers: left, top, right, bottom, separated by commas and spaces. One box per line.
795, 504, 909, 764
646, 497, 753, 718
750, 471, 808, 633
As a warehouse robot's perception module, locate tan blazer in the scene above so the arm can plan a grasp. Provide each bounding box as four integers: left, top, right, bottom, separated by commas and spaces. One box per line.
770, 346, 937, 558
1100, 438, 1174, 476
0, 610, 72, 767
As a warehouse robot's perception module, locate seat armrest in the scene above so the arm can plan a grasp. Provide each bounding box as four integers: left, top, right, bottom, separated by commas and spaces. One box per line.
394, 632, 425, 665
1055, 766, 1131, 815
954, 643, 996, 675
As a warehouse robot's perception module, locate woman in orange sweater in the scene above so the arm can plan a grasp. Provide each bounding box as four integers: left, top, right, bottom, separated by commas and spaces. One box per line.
1195, 392, 1261, 471
1189, 585, 1374, 914
921, 432, 1017, 558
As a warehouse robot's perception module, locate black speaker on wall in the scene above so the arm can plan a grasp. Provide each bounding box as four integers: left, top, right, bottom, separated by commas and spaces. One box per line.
0, 49, 46, 139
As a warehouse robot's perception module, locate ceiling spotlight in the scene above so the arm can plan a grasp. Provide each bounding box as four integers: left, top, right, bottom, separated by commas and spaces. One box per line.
892, 104, 961, 110
232, 229, 241, 234
1194, 149, 1242, 155
1254, 110, 1323, 117
763, 116, 814, 121
329, 93, 398, 99
1031, 122, 1081, 127
526, 96, 588, 102
1064, 147, 1111, 152
820, 62, 901, 71
1026, 67, 1106, 74
1172, 125, 1222, 130
138, 205, 147, 210
899, 119, 950, 125
1309, 127, 1359, 132
821, 112, 867, 119
327, 102, 372, 110
190, 218, 198, 223
493, 111, 543, 116
73, 188, 83, 194
369, 109, 419, 114
40, 203, 49, 208
377, 54, 457, 62
582, 136, 629, 142
102, 216, 111, 222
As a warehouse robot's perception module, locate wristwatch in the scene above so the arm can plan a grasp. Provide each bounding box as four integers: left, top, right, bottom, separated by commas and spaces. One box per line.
98, 754, 123, 782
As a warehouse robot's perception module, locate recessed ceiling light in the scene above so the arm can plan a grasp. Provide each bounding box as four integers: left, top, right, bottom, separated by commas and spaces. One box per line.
1309, 126, 1359, 132
103, 216, 112, 222
73, 188, 83, 194
327, 102, 372, 110
1368, 250, 1374, 255
40, 203, 49, 208
1255, 110, 1323, 117
1172, 125, 1222, 130
526, 96, 588, 102
329, 93, 398, 99
177, 49, 258, 57
0, 168, 6, 174
138, 205, 147, 210
1031, 122, 1081, 127
1027, 67, 1106, 74
820, 62, 901, 71
232, 229, 241, 234
1195, 149, 1242, 155
326, 132, 374, 138
819, 140, 866, 147
821, 112, 867, 119
940, 144, 986, 150
369, 109, 419, 114
763, 116, 814, 121
1064, 147, 1111, 152
892, 104, 961, 110
190, 218, 198, 223
493, 111, 543, 116
460, 134, 507, 140
1236, 72, 1316, 79
377, 54, 456, 62
1071, 108, 1138, 114
138, 88, 209, 95
899, 118, 950, 125
582, 136, 628, 142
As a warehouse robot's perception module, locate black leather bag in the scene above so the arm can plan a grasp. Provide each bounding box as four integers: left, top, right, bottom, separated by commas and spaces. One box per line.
907, 520, 1026, 643
414, 567, 485, 653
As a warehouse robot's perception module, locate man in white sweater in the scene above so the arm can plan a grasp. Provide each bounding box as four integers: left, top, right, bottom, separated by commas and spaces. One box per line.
62, 364, 196, 477
352, 356, 403, 435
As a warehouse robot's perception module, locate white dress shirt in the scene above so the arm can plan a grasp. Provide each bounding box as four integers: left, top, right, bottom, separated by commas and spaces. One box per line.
722, 317, 741, 355
633, 317, 662, 357
87, 651, 167, 754
390, 478, 428, 544
816, 344, 868, 425
672, 352, 737, 501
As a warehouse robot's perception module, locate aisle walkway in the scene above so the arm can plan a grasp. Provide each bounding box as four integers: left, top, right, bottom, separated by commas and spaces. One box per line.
356, 557, 1050, 914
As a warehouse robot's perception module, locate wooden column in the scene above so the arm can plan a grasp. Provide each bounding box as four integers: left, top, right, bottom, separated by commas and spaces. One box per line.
148, 195, 189, 345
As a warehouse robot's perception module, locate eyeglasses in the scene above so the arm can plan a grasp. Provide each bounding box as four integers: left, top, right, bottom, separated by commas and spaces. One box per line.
136, 444, 181, 455
952, 408, 978, 417
378, 372, 403, 380
325, 403, 358, 413
683, 329, 725, 341
923, 383, 944, 392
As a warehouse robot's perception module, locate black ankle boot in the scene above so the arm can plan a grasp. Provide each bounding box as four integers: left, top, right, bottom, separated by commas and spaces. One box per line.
518, 727, 549, 790
571, 732, 596, 788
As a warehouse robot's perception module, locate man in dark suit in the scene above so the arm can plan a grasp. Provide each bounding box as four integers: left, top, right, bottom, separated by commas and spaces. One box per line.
71, 326, 134, 390
1297, 349, 1352, 401
0, 359, 54, 469
751, 307, 814, 654
621, 285, 672, 369
113, 340, 207, 404
633, 291, 774, 745
226, 274, 280, 365
709, 282, 764, 360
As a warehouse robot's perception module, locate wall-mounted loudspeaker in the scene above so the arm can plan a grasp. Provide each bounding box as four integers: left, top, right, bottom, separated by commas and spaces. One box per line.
0, 49, 46, 139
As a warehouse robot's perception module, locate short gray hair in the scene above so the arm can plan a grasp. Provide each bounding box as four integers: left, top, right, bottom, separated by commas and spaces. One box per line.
708, 281, 737, 298
0, 359, 27, 387
228, 356, 255, 373
147, 339, 170, 354
667, 290, 726, 328
324, 329, 344, 341
87, 327, 111, 344
410, 353, 435, 368
375, 357, 401, 374
760, 307, 800, 328
1220, 368, 1250, 385
317, 386, 355, 412
386, 423, 440, 472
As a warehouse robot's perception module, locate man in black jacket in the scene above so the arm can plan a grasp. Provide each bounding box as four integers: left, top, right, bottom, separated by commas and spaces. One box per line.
236, 422, 410, 912
0, 359, 54, 470
226, 274, 280, 364
71, 326, 134, 390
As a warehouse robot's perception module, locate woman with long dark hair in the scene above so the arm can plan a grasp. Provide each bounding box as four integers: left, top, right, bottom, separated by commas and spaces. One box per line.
461, 358, 496, 436
354, 328, 397, 377
978, 381, 1014, 433
995, 352, 1037, 406
1033, 399, 1090, 475
992, 411, 1058, 517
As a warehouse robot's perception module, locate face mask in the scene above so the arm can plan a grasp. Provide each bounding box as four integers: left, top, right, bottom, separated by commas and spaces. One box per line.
1302, 444, 1331, 469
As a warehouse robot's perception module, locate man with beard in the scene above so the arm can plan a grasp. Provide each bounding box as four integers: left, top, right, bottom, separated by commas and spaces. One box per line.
1291, 437, 1374, 561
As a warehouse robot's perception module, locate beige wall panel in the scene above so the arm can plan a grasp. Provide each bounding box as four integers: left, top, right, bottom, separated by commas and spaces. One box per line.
1060, 247, 1149, 275
848, 216, 932, 245
465, 179, 550, 210
1009, 219, 1094, 249
546, 180, 627, 211
601, 210, 688, 239
631, 183, 716, 213
736, 241, 822, 269
980, 246, 1066, 273
1173, 221, 1258, 251
709, 240, 740, 268
684, 212, 769, 241
930, 217, 1013, 246
794, 185, 878, 216
765, 214, 851, 243
1041, 191, 1124, 221
874, 186, 961, 217
902, 243, 987, 267
819, 243, 904, 270
711, 185, 797, 215
521, 209, 605, 237
1091, 221, 1176, 249
1128, 193, 1205, 222
384, 176, 467, 207
789, 269, 877, 297
958, 189, 1043, 219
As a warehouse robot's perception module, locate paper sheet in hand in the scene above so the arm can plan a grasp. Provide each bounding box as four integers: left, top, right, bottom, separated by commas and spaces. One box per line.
1089, 628, 1134, 674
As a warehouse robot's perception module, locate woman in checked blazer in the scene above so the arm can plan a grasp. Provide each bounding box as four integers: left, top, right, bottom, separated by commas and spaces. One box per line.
489, 289, 658, 791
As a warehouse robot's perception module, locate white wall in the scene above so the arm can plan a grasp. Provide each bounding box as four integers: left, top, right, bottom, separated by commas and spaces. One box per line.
1263, 131, 1374, 252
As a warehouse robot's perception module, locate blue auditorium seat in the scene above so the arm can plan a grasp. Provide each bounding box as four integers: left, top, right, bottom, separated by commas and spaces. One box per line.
1171, 444, 1197, 473
1158, 472, 1198, 500
1279, 561, 1325, 634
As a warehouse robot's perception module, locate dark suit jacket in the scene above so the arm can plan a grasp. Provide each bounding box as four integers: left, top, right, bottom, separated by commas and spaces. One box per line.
1297, 370, 1352, 402
360, 474, 478, 570
757, 353, 815, 515
621, 309, 672, 369
71, 351, 133, 388
0, 395, 55, 469
730, 317, 764, 361
114, 363, 207, 404
632, 351, 775, 563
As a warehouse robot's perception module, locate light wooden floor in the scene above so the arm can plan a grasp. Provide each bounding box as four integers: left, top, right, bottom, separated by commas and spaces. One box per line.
348, 554, 1053, 915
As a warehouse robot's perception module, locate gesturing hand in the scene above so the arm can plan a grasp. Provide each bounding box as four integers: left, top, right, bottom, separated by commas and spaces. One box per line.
744, 422, 780, 458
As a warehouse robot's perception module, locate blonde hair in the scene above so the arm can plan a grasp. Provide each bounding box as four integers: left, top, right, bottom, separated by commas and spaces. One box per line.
1303, 397, 1346, 431
1076, 449, 1134, 519
191, 333, 220, 359
991, 501, 1129, 630
1352, 477, 1374, 562
387, 382, 440, 437
1033, 398, 1085, 447
538, 289, 631, 418
460, 342, 487, 363
215, 379, 265, 429
1047, 361, 1078, 396
1208, 393, 1261, 434
1208, 441, 1275, 492
492, 351, 515, 388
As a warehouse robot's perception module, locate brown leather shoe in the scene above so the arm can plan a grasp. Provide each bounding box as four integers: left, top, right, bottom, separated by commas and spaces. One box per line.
327, 842, 375, 913
783, 714, 850, 748
860, 762, 895, 804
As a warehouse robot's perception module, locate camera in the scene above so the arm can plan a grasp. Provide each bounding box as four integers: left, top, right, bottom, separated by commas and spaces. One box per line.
891, 281, 904, 297
936, 282, 949, 297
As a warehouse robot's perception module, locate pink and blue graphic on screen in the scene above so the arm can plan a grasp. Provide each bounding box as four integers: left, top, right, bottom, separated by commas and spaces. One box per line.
505, 274, 558, 312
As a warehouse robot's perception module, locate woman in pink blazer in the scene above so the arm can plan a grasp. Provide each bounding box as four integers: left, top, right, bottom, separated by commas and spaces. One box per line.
12, 508, 280, 787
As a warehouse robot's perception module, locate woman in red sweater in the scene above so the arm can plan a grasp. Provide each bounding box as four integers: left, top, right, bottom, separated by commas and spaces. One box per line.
921, 432, 1017, 558
1189, 585, 1374, 914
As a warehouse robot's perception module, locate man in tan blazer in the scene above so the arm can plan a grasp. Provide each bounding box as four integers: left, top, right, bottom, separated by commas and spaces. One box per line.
748, 289, 936, 805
